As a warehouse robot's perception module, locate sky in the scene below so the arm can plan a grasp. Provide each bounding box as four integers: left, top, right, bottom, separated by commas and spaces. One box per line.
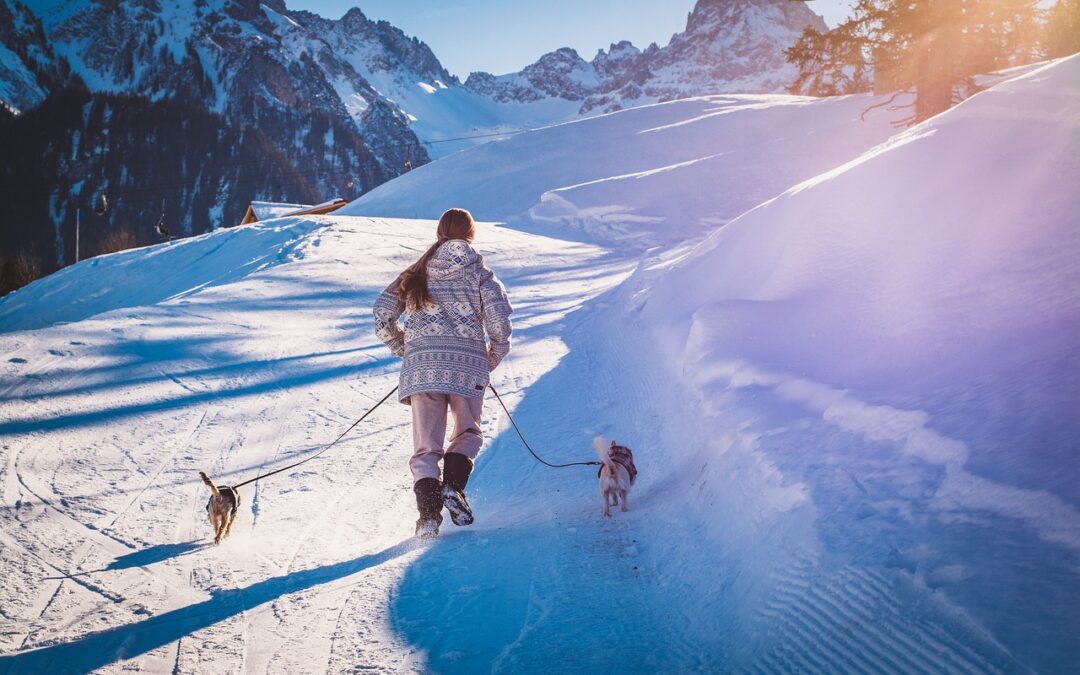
286, 1, 857, 78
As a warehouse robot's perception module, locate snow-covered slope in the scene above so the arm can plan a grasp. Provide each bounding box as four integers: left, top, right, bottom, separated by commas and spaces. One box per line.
1, 56, 1076, 673
287, 7, 581, 159
342, 88, 914, 247
633, 54, 1080, 672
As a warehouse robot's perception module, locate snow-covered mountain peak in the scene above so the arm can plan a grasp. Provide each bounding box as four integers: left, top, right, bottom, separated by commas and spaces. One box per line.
292, 5, 455, 86
464, 0, 826, 113
685, 0, 809, 32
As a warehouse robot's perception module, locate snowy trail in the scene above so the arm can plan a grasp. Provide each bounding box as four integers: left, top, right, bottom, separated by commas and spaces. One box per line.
0, 214, 1055, 673
388, 245, 1020, 673
0, 216, 627, 673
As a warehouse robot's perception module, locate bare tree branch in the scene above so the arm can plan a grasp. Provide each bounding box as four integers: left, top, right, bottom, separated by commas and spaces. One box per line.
860, 88, 914, 121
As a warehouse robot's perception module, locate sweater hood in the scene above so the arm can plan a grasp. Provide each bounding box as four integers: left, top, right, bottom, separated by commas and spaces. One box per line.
427, 239, 480, 280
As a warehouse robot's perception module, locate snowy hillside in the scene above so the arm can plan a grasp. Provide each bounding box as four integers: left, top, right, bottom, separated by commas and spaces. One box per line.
635, 55, 1080, 672
341, 88, 914, 246
2, 54, 1078, 674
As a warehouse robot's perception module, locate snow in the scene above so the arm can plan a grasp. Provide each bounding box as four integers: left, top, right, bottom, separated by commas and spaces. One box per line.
302, 198, 347, 212
332, 49, 582, 159
248, 201, 311, 221
0, 41, 46, 112
2, 53, 1078, 673
342, 91, 916, 247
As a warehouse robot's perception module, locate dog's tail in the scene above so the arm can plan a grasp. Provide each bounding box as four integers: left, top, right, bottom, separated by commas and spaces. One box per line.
198, 471, 220, 497
593, 436, 617, 474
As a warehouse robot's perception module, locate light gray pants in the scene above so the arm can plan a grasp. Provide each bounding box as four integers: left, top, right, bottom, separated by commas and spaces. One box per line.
409, 392, 484, 482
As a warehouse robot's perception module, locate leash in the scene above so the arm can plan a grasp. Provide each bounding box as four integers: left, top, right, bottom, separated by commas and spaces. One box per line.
225, 381, 593, 490
231, 385, 399, 489
488, 384, 601, 469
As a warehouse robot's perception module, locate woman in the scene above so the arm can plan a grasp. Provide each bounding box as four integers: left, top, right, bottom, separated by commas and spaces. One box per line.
373, 208, 513, 539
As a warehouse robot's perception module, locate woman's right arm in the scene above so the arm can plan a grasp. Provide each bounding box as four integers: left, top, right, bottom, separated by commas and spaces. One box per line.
373, 275, 406, 358
479, 267, 513, 370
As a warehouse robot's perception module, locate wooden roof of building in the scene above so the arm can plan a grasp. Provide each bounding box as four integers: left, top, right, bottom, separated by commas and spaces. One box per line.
238, 198, 349, 227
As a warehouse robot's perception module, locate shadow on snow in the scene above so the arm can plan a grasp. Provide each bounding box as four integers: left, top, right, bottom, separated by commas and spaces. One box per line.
1, 541, 418, 674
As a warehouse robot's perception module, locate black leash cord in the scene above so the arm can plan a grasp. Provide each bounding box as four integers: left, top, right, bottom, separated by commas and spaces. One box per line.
488, 384, 601, 469
232, 385, 399, 489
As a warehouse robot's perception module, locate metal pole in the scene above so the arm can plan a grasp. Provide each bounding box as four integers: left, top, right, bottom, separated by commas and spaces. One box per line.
76, 207, 80, 264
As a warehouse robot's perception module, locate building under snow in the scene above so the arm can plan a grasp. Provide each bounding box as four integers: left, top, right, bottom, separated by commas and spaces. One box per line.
237, 199, 348, 227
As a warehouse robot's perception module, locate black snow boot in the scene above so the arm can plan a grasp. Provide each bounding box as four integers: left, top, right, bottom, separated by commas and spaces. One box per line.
442, 453, 474, 526
413, 477, 443, 539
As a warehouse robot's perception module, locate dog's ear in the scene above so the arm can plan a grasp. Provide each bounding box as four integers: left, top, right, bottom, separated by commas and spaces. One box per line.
611, 440, 617, 448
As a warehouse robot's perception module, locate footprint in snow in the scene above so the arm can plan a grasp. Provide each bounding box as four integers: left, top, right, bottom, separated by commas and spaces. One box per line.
8, 357, 27, 364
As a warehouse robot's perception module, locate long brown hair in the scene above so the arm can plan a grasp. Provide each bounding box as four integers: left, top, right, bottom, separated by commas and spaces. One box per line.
399, 208, 476, 310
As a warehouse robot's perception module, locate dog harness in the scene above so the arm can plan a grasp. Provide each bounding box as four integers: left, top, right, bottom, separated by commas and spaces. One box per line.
597, 445, 637, 485
205, 486, 240, 513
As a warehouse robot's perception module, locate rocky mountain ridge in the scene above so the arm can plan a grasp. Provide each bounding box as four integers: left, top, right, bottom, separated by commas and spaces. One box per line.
464, 0, 826, 114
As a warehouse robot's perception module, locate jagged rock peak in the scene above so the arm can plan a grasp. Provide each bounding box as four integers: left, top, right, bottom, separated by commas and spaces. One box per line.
685, 0, 825, 36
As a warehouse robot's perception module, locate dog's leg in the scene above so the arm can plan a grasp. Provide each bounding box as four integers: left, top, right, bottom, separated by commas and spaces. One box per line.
224, 508, 238, 538
620, 490, 629, 512
602, 488, 611, 517
208, 508, 220, 544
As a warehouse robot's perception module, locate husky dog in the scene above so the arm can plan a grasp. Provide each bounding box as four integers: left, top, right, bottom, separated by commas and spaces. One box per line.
593, 437, 638, 517
198, 471, 240, 544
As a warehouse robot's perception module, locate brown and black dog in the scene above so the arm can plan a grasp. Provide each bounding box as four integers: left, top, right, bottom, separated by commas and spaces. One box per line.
593, 437, 638, 517
199, 471, 239, 544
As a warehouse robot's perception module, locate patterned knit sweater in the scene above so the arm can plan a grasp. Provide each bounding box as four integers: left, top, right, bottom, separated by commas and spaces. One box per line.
374, 240, 513, 404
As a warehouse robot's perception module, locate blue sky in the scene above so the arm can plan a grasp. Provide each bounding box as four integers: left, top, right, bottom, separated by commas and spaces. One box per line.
287, 1, 856, 78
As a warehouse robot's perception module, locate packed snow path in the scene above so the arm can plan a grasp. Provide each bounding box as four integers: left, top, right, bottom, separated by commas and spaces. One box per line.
0, 216, 626, 672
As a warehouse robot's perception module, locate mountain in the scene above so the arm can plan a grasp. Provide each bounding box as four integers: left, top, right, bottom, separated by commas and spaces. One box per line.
0, 0, 76, 113
464, 0, 826, 114
0, 0, 826, 284
21, 0, 425, 180
0, 0, 435, 278
0, 87, 320, 271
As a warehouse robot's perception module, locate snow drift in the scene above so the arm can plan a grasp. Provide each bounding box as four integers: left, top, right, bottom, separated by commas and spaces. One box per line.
635, 54, 1080, 671
645, 56, 1080, 391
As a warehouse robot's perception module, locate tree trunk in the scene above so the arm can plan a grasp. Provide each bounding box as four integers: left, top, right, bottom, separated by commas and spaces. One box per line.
914, 0, 956, 122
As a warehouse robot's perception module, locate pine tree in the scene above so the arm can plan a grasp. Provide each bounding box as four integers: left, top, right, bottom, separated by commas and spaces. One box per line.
1046, 0, 1080, 58
786, 18, 872, 96
787, 0, 1040, 123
